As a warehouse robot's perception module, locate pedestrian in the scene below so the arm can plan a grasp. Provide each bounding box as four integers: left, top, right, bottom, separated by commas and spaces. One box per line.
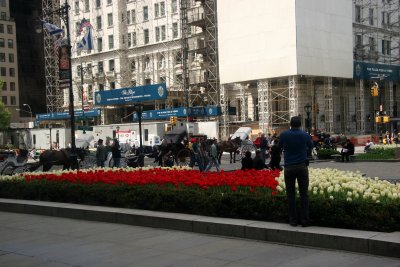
364, 139, 374, 153
241, 151, 253, 170
96, 139, 106, 167
279, 116, 313, 227
192, 138, 203, 171
259, 134, 269, 163
111, 139, 122, 167
204, 139, 220, 172
253, 150, 265, 170
269, 140, 282, 170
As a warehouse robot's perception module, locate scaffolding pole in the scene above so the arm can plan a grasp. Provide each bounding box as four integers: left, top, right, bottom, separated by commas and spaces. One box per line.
257, 79, 272, 133
324, 77, 334, 133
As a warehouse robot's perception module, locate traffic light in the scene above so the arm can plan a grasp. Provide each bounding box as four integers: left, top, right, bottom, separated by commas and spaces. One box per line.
383, 116, 390, 123
375, 116, 383, 123
170, 116, 177, 124
371, 82, 379, 96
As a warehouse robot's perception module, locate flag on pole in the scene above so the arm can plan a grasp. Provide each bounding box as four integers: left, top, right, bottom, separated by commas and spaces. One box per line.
77, 27, 93, 52
78, 18, 93, 35
41, 20, 64, 36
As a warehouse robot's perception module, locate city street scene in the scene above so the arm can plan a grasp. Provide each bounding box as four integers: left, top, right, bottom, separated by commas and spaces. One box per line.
0, 0, 400, 266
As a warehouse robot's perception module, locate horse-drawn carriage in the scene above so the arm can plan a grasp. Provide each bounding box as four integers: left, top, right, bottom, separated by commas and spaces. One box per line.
158, 128, 192, 166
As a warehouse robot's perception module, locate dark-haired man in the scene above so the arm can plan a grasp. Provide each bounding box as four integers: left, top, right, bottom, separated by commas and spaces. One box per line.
279, 116, 313, 227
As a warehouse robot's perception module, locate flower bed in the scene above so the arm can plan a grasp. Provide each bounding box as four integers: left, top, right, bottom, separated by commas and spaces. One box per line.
0, 167, 399, 232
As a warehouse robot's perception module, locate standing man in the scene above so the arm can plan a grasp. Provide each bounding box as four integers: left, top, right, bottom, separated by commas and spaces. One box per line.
259, 134, 268, 164
279, 116, 313, 227
204, 139, 220, 172
96, 139, 106, 168
111, 139, 122, 167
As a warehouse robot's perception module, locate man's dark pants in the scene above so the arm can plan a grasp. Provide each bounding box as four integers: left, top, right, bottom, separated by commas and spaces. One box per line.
284, 163, 309, 224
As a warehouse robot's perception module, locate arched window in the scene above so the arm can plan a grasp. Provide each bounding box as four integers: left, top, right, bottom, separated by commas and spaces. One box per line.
130, 59, 136, 72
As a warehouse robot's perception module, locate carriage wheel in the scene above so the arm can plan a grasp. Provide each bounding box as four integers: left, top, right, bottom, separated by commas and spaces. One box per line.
176, 149, 191, 166
1, 162, 15, 176
12, 166, 29, 175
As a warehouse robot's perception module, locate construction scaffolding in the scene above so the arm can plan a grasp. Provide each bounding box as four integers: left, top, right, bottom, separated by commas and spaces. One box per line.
42, 0, 64, 113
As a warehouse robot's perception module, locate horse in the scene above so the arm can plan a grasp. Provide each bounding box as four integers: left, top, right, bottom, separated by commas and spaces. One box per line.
38, 148, 87, 172
217, 137, 241, 164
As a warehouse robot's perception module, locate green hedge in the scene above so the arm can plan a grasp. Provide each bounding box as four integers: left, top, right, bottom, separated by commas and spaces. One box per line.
317, 148, 338, 159
357, 147, 395, 160
0, 180, 398, 232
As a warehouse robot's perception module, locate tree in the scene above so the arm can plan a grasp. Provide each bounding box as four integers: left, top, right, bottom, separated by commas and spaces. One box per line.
0, 80, 11, 131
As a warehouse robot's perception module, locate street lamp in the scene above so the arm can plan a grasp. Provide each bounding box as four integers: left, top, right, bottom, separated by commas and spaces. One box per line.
134, 103, 144, 167
116, 125, 120, 141
36, 0, 76, 150
304, 104, 312, 134
22, 104, 33, 123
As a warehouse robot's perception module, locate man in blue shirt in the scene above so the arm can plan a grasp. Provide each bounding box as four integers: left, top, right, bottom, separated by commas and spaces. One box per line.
279, 116, 313, 227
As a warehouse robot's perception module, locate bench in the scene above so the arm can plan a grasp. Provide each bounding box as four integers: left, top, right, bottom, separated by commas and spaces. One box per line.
331, 154, 357, 162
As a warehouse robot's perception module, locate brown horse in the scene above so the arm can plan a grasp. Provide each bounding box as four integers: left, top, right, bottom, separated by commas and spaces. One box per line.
38, 148, 86, 172
217, 137, 241, 164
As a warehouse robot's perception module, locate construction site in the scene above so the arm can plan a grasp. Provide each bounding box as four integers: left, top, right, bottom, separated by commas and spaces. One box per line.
37, 0, 400, 141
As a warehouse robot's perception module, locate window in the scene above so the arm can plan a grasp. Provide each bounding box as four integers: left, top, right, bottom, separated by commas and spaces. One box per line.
96, 0, 101, 8
109, 59, 115, 71
160, 2, 165, 16
9, 68, 15, 77
143, 6, 148, 21
74, 1, 79, 14
0, 12, 6, 20
382, 39, 391, 55
10, 82, 15, 91
0, 38, 4, 47
172, 22, 178, 38
355, 5, 361, 23
132, 32, 136, 46
144, 129, 149, 141
2, 82, 6, 90
2, 96, 7, 105
159, 55, 165, 69
145, 78, 151, 85
127, 33, 131, 47
154, 3, 159, 17
0, 53, 4, 62
161, 25, 166, 41
77, 66, 81, 77
382, 11, 390, 25
144, 29, 149, 44
369, 8, 374, 25
0, 24, 3, 33
155, 26, 160, 42
110, 81, 115, 89
355, 34, 362, 48
130, 59, 136, 72
99, 84, 104, 91
0, 67, 5, 76
0, 0, 5, 7
75, 22, 80, 35
88, 85, 93, 100
127, 10, 131, 24
172, 0, 178, 13
98, 61, 104, 73
10, 96, 16, 105
107, 13, 113, 27
97, 37, 103, 52
122, 35, 125, 44
131, 10, 136, 23
108, 35, 114, 49
96, 16, 102, 30
369, 37, 375, 51
107, 0, 112, 4
6, 25, 12, 34
84, 0, 89, 12
8, 53, 13, 63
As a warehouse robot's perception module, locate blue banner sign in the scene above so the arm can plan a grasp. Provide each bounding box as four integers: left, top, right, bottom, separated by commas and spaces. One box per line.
354, 61, 400, 81
94, 83, 167, 106
133, 106, 222, 121
36, 109, 101, 121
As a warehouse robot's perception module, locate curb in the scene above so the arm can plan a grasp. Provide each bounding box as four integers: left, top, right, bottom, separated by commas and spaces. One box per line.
0, 198, 399, 258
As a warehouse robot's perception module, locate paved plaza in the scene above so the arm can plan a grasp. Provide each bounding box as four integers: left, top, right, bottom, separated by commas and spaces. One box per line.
0, 211, 399, 267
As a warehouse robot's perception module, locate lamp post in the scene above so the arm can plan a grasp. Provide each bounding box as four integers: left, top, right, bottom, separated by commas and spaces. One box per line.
36, 0, 76, 150
16, 108, 33, 128
304, 104, 312, 134
22, 104, 33, 125
49, 124, 53, 150
116, 125, 120, 141
134, 103, 144, 167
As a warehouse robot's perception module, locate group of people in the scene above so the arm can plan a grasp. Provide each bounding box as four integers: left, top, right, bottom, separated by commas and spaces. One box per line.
189, 137, 220, 172
241, 134, 282, 171
95, 138, 121, 168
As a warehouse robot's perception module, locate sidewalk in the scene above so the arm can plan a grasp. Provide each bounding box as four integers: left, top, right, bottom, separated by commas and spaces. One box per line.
0, 198, 398, 261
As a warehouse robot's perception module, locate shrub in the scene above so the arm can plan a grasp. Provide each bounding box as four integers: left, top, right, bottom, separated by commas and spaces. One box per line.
357, 147, 395, 160
317, 148, 338, 159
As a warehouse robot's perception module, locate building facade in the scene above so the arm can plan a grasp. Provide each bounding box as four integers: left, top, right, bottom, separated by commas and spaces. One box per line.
0, 0, 19, 122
